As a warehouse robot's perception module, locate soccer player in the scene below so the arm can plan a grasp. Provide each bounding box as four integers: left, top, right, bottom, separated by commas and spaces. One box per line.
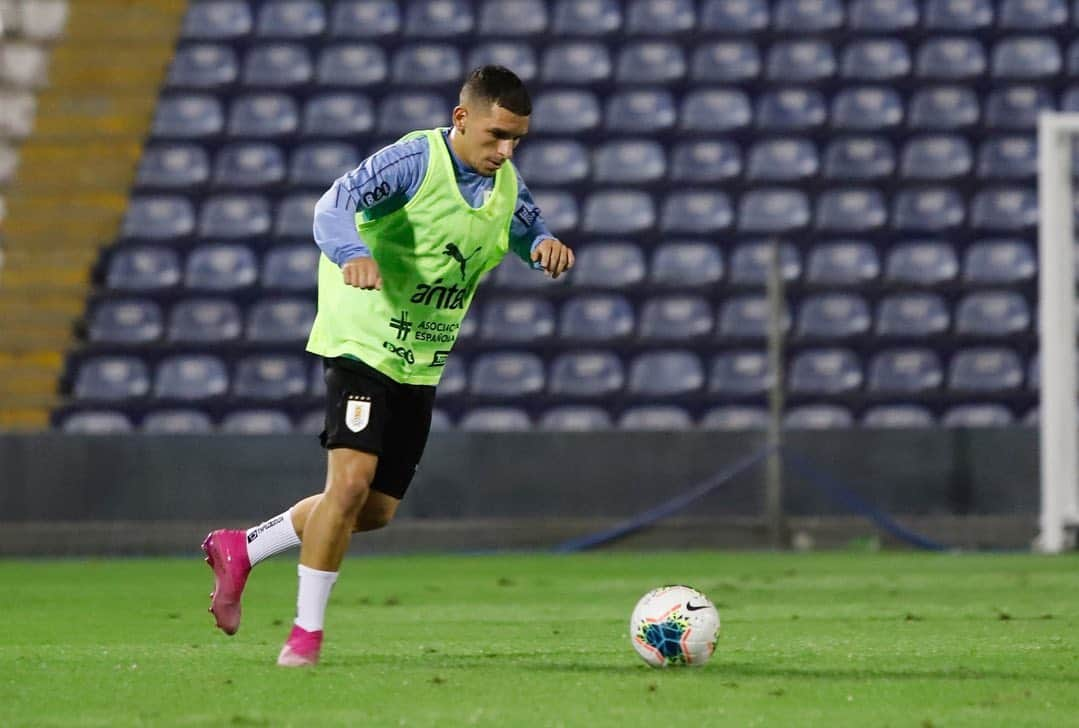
201, 66, 574, 667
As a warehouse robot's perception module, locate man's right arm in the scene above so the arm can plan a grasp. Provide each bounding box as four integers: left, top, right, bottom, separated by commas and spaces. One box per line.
311, 137, 429, 267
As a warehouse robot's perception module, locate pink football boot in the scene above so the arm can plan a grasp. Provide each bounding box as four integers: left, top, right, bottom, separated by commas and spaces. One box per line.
201, 529, 251, 635
277, 624, 323, 667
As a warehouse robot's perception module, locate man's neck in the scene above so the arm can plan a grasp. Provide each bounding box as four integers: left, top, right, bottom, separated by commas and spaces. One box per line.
445, 127, 477, 176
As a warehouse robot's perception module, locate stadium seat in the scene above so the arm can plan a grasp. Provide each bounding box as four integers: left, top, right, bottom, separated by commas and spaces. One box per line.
969, 187, 1039, 231
539, 406, 613, 430
954, 291, 1031, 336
220, 410, 294, 434
618, 406, 694, 430
840, 39, 911, 81
815, 188, 888, 232
167, 298, 243, 343
274, 193, 319, 238
593, 140, 666, 184
876, 293, 951, 338
788, 349, 863, 395
892, 188, 965, 231
984, 86, 1054, 130
142, 409, 215, 434
393, 43, 464, 86
708, 350, 771, 397
784, 405, 854, 428
746, 138, 819, 181
480, 298, 557, 342
435, 355, 468, 398
639, 296, 714, 341
515, 141, 589, 186
691, 41, 760, 83
61, 411, 134, 434
242, 44, 313, 87
581, 191, 654, 235
718, 295, 792, 339
998, 0, 1067, 29
942, 404, 1015, 427
541, 42, 611, 84
105, 247, 182, 292
121, 196, 195, 241
304, 93, 375, 137
757, 89, 827, 131
700, 0, 769, 31
862, 404, 936, 427
213, 143, 286, 188
606, 90, 677, 134
977, 136, 1037, 179
493, 257, 569, 290
679, 89, 752, 133
255, 1, 326, 39
551, 0, 622, 36
627, 350, 704, 398
571, 244, 647, 289
227, 93, 299, 137
848, 0, 919, 31
795, 293, 872, 339
72, 357, 149, 401
136, 144, 210, 190
247, 299, 317, 343
548, 351, 625, 398
626, 0, 696, 34
478, 0, 548, 36
329, 0, 400, 38
822, 137, 895, 180
469, 352, 546, 399
773, 0, 844, 31
308, 360, 326, 398
963, 239, 1036, 284
198, 195, 272, 238
867, 348, 944, 394
181, 1, 253, 41
669, 140, 742, 182
185, 244, 259, 291
233, 355, 309, 400
900, 135, 973, 179
459, 407, 532, 431
316, 44, 387, 88
737, 188, 811, 233
531, 90, 601, 135
948, 347, 1024, 391
991, 37, 1061, 80
289, 142, 359, 186
884, 241, 959, 285
805, 241, 880, 286
700, 406, 771, 430
766, 40, 836, 83
660, 190, 733, 234
151, 94, 224, 139
532, 190, 580, 233
87, 300, 163, 344
830, 87, 903, 130
403, 0, 474, 37
616, 41, 686, 85
167, 44, 239, 89
923, 0, 993, 30
262, 245, 320, 291
468, 43, 538, 82
916, 38, 987, 80
650, 242, 724, 289
728, 242, 801, 286
908, 86, 980, 130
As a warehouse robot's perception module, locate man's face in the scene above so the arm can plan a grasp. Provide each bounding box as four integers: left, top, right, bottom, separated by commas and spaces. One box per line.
452, 102, 530, 176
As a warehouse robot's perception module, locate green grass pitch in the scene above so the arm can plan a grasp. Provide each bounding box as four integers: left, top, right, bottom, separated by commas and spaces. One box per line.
2, 552, 1077, 726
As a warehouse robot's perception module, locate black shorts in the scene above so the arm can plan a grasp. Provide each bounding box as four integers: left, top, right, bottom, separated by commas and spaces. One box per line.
319, 356, 436, 500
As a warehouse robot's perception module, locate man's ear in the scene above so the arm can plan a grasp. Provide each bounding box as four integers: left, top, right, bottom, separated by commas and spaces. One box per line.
452, 105, 468, 134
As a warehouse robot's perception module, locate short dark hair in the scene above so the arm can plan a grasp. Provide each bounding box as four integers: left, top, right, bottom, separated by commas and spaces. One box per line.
460, 65, 532, 117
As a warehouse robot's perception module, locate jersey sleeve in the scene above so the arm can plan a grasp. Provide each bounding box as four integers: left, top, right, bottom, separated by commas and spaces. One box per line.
312, 137, 430, 266
507, 167, 555, 267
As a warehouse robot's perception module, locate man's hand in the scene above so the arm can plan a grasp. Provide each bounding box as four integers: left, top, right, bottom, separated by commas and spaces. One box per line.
531, 238, 575, 279
342, 256, 382, 289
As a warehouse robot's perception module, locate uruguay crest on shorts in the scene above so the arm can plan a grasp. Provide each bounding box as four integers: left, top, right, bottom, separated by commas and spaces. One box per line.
345, 395, 371, 432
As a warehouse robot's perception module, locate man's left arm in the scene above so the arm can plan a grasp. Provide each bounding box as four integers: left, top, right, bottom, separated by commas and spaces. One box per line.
508, 171, 575, 279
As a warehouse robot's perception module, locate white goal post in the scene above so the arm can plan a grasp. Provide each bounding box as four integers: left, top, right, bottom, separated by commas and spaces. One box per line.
1037, 112, 1079, 553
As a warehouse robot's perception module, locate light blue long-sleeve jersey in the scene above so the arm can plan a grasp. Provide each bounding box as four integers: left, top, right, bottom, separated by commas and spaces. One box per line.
313, 128, 553, 267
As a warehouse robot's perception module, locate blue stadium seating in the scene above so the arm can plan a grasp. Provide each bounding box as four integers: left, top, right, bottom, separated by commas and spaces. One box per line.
977, 136, 1037, 179
393, 43, 464, 86
289, 142, 359, 186
539, 406, 613, 430
908, 86, 980, 129
708, 350, 770, 397
618, 406, 694, 430
136, 144, 211, 189
185, 244, 259, 291
848, 0, 918, 31
559, 294, 635, 341
581, 191, 654, 235
626, 0, 696, 34
404, 0, 474, 38
805, 242, 880, 286
468, 43, 538, 81
669, 140, 742, 182
548, 351, 624, 398
916, 37, 987, 81
330, 1, 400, 38
316, 44, 387, 88
862, 404, 936, 427
876, 293, 951, 338
680, 89, 752, 132
151, 94, 225, 139
867, 348, 943, 394
942, 404, 1015, 427
661, 190, 732, 234
142, 409, 215, 434
962, 239, 1036, 284
638, 296, 713, 341
593, 140, 666, 184
923, 0, 993, 30
788, 348, 863, 395
221, 409, 294, 434
784, 404, 854, 428
233, 354, 309, 400
479, 0, 548, 37
228, 93, 299, 138
691, 41, 759, 82
459, 407, 532, 430
122, 196, 195, 241
718, 296, 791, 339
378, 92, 446, 136
699, 0, 768, 32
970, 187, 1039, 231
181, 1, 253, 41
198, 195, 272, 238
954, 291, 1031, 336
62, 411, 135, 434
247, 299, 317, 343
168, 44, 239, 89
984, 86, 1054, 129
275, 193, 320, 238
831, 87, 903, 130
213, 143, 286, 188
998, 0, 1067, 29
155, 354, 230, 400
469, 352, 545, 398
74, 357, 150, 401
757, 89, 827, 131
243, 44, 313, 87
948, 347, 1024, 392
700, 406, 770, 429
606, 90, 677, 134
515, 140, 590, 185
822, 137, 895, 180
815, 188, 887, 232
480, 298, 557, 342
616, 42, 686, 84
627, 350, 704, 398
900, 135, 973, 180
738, 188, 810, 232
746, 139, 818, 182
168, 298, 243, 343
884, 241, 959, 286
106, 247, 182, 292
88, 300, 163, 344
255, 1, 326, 39
766, 41, 835, 83
728, 241, 800, 286
650, 242, 724, 289
532, 90, 601, 134
795, 293, 872, 340
991, 37, 1061, 80
304, 93, 375, 137
542, 42, 611, 84
774, 0, 844, 31
892, 188, 965, 231
842, 39, 911, 81
551, 0, 621, 36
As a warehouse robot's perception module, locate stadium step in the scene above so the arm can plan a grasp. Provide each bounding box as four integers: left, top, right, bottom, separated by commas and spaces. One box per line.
31, 93, 159, 140
62, 0, 187, 43
12, 140, 142, 191
0, 409, 52, 430
47, 44, 176, 88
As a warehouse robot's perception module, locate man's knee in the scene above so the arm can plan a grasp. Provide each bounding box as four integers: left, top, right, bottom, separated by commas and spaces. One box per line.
326, 451, 378, 511
354, 492, 400, 532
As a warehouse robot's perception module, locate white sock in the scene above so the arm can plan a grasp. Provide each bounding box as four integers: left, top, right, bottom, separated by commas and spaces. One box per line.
245, 509, 301, 566
294, 564, 338, 632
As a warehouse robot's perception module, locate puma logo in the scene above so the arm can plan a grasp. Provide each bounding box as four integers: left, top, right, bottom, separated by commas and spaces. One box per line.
443, 242, 481, 280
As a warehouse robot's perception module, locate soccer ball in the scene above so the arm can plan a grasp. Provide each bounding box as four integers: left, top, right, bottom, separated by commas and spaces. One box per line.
629, 585, 720, 667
